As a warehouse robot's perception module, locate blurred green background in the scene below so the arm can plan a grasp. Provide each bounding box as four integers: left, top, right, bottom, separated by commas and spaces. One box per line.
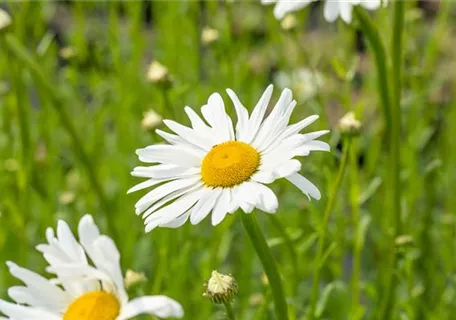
0, 1, 455, 319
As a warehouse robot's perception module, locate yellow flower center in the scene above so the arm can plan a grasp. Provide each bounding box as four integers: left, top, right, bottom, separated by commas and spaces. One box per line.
201, 141, 260, 187
63, 291, 120, 320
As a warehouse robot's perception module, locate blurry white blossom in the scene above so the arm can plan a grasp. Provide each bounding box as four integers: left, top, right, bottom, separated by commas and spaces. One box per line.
281, 14, 297, 31
262, 0, 385, 23
141, 109, 162, 130
338, 111, 361, 136
201, 27, 219, 45
0, 9, 11, 31
147, 61, 169, 83
124, 269, 147, 289
274, 68, 324, 101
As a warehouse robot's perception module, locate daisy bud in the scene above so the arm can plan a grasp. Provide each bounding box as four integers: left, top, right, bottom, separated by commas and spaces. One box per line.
124, 269, 147, 289
395, 235, 414, 247
147, 61, 170, 84
59, 46, 76, 60
281, 14, 297, 31
203, 270, 238, 304
59, 191, 75, 205
0, 9, 12, 32
338, 111, 361, 136
141, 109, 162, 131
201, 27, 219, 46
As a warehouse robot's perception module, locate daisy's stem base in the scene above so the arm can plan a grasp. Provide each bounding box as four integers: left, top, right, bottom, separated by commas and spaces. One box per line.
223, 301, 236, 320
241, 213, 289, 320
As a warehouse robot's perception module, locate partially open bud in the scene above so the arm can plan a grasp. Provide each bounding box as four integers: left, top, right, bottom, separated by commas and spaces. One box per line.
201, 27, 219, 46
338, 111, 361, 136
281, 14, 297, 31
203, 270, 238, 304
59, 191, 75, 205
59, 46, 76, 60
0, 9, 12, 31
124, 269, 147, 289
141, 109, 162, 131
147, 61, 170, 84
395, 235, 414, 247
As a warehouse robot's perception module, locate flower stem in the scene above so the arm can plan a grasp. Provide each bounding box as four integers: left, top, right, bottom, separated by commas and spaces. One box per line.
349, 140, 362, 319
354, 8, 391, 132
223, 301, 236, 320
309, 139, 351, 319
381, 1, 405, 319
241, 214, 289, 320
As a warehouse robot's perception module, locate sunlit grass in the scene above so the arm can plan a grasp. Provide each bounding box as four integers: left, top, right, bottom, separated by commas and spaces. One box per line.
1, 1, 455, 319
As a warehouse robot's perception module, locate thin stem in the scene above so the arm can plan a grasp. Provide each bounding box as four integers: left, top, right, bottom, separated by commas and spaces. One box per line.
223, 301, 236, 320
381, 1, 405, 319
354, 8, 391, 132
241, 214, 289, 320
309, 140, 351, 319
349, 140, 362, 319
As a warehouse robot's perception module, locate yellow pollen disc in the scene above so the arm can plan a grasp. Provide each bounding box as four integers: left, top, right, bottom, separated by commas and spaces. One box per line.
63, 291, 120, 320
202, 141, 260, 188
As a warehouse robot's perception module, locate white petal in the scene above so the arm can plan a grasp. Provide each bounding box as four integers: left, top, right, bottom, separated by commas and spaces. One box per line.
159, 210, 191, 228
162, 120, 213, 151
190, 188, 222, 225
339, 2, 353, 23
5, 262, 69, 311
226, 88, 250, 141
243, 85, 274, 144
286, 173, 321, 200
118, 296, 184, 319
324, 1, 341, 22
134, 177, 200, 214
0, 300, 61, 320
131, 164, 199, 179
141, 183, 203, 219
211, 189, 231, 226
184, 106, 212, 135
254, 183, 279, 213
273, 0, 312, 19
361, 0, 382, 10
136, 145, 202, 167
204, 93, 234, 143
252, 88, 293, 150
145, 188, 204, 232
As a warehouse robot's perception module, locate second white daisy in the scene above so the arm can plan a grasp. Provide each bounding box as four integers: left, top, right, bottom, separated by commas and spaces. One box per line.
262, 0, 384, 23
0, 215, 184, 320
129, 85, 329, 231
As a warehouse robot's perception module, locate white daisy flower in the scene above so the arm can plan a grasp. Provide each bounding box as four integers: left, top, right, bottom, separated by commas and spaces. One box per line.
262, 0, 385, 23
0, 215, 184, 320
129, 85, 330, 232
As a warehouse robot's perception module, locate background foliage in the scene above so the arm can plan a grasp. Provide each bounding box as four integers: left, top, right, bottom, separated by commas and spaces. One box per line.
0, 1, 455, 319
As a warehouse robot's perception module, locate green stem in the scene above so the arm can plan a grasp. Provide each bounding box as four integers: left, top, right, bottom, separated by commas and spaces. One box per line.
309, 140, 351, 319
241, 214, 289, 320
223, 301, 236, 320
354, 8, 391, 132
349, 140, 361, 319
381, 1, 405, 319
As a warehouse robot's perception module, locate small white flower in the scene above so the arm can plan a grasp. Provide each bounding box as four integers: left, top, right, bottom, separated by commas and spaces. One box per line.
0, 9, 12, 31
0, 215, 184, 320
274, 68, 324, 101
129, 85, 329, 232
262, 0, 385, 23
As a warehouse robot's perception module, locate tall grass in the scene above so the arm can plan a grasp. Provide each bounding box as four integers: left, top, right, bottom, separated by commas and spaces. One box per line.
1, 1, 455, 319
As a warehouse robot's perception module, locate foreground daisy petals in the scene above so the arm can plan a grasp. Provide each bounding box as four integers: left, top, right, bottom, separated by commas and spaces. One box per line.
129, 85, 330, 232
262, 0, 384, 23
0, 215, 184, 320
